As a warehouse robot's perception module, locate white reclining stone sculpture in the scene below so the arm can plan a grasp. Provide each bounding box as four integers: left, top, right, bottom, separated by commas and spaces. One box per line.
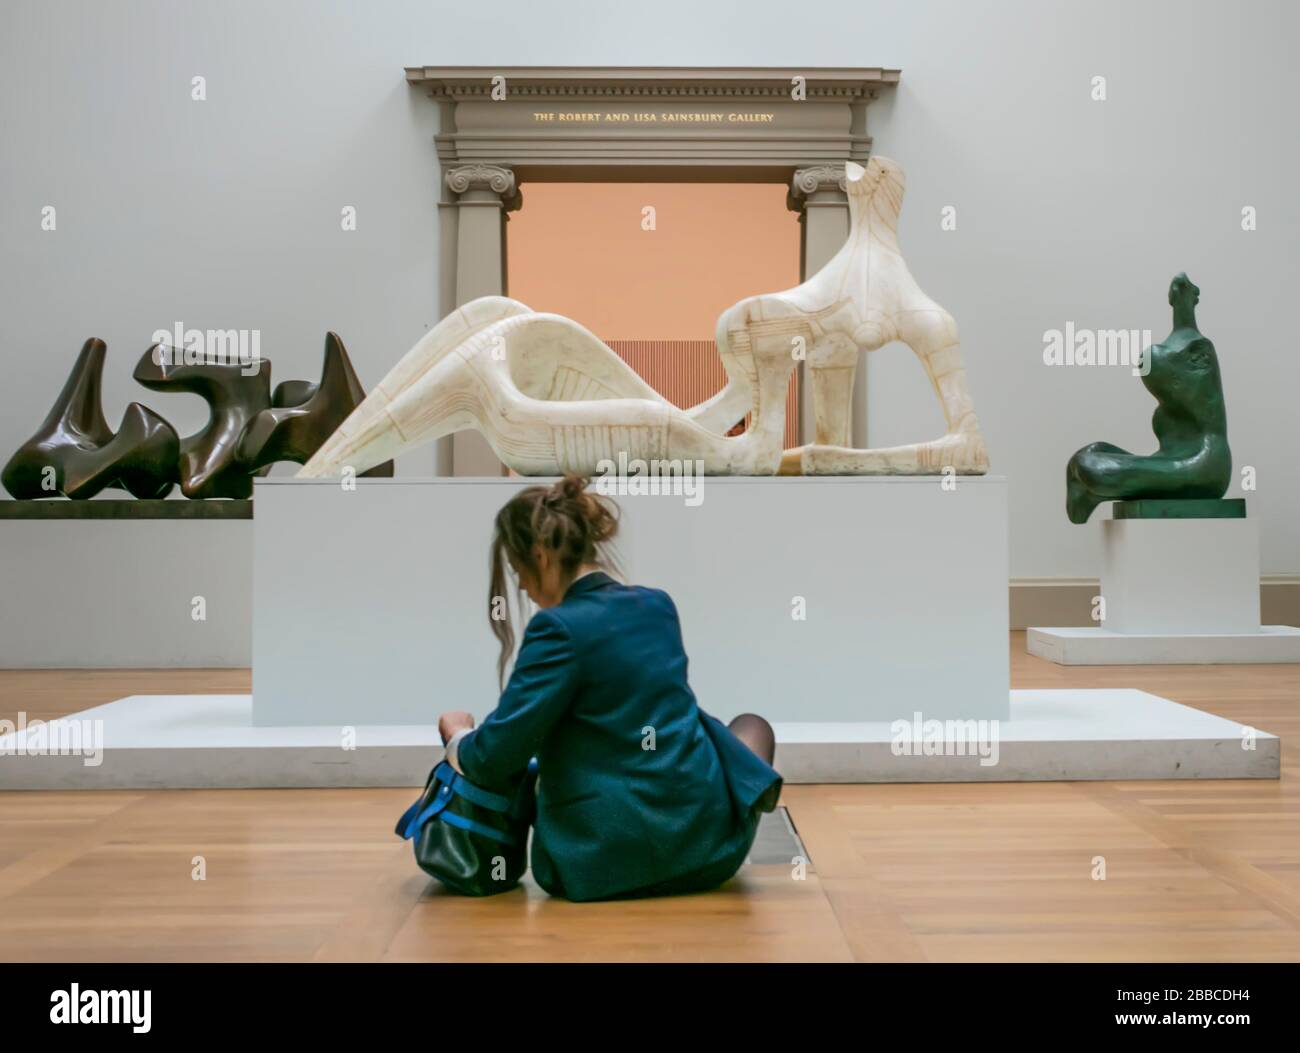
299, 156, 988, 478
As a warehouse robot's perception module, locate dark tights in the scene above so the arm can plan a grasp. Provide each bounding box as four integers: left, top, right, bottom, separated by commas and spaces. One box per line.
727, 713, 776, 765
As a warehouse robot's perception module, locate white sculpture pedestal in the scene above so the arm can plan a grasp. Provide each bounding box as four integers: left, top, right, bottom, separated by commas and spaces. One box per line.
0, 514, 251, 667
252, 476, 1011, 726
1028, 516, 1300, 664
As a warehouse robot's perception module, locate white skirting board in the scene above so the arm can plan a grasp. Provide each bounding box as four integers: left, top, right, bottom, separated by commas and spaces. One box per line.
0, 689, 1277, 789
1027, 625, 1300, 665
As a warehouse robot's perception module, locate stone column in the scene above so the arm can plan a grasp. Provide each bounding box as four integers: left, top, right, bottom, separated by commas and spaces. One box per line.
788, 164, 865, 449
444, 164, 522, 476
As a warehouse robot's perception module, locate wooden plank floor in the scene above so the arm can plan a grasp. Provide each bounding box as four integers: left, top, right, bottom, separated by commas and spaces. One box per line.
0, 633, 1297, 962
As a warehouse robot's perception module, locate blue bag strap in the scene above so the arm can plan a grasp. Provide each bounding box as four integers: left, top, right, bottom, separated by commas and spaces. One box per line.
395, 766, 441, 837
395, 797, 424, 838
439, 810, 518, 845
402, 784, 457, 839
403, 788, 517, 845
396, 761, 525, 842
447, 771, 512, 813
396, 762, 457, 840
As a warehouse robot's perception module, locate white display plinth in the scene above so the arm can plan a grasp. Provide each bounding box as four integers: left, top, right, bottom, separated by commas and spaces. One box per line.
0, 517, 251, 667
1102, 518, 1258, 634
1029, 515, 1300, 664
252, 476, 1010, 726
0, 689, 1277, 789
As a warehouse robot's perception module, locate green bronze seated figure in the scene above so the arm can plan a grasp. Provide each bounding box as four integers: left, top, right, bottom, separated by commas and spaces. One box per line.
1066, 273, 1231, 524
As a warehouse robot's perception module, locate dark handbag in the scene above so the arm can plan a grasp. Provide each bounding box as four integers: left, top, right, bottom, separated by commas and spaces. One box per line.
395, 758, 538, 896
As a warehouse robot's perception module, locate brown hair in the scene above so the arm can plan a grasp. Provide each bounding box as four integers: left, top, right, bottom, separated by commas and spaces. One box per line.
488, 474, 619, 687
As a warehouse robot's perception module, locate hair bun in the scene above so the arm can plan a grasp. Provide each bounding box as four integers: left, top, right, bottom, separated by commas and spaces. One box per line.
553, 475, 588, 500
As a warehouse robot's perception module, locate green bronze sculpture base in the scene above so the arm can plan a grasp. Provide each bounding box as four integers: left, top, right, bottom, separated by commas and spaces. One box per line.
1111, 498, 1245, 520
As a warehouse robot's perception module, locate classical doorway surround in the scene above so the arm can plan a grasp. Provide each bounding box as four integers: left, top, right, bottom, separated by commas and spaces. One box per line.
404, 66, 900, 475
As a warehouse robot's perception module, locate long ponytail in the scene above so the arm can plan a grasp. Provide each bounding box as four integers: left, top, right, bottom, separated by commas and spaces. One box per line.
487, 474, 619, 687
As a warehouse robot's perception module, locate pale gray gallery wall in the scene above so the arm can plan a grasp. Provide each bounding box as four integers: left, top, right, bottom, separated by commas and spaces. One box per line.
856, 1, 1299, 580
0, 0, 1295, 647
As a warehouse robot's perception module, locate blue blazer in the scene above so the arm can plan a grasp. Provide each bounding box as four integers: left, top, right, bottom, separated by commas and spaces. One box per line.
456, 571, 782, 902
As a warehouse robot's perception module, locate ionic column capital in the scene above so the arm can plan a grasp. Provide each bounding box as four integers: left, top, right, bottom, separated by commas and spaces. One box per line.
445, 164, 522, 211
787, 164, 849, 212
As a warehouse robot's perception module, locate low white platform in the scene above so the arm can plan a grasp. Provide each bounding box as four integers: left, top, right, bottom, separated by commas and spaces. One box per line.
1027, 625, 1300, 665
0, 689, 1277, 789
